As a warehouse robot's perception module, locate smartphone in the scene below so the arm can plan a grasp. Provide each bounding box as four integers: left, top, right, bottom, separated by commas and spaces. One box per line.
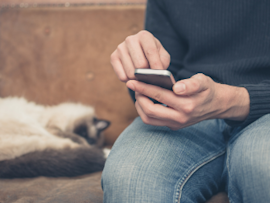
134, 69, 175, 90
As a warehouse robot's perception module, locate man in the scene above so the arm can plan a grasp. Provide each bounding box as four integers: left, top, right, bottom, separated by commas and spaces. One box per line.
102, 0, 270, 202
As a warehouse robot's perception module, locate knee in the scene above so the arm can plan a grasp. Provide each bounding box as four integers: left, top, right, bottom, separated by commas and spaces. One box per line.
228, 122, 270, 201
101, 130, 178, 202
101, 148, 163, 203
229, 138, 270, 183
229, 120, 270, 181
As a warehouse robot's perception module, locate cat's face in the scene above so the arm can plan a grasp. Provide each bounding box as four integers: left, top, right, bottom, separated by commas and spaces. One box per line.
47, 102, 110, 147
72, 117, 110, 147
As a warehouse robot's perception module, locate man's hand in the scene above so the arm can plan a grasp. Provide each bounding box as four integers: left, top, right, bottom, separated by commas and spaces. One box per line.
110, 30, 170, 82
111, 30, 250, 130
126, 73, 250, 130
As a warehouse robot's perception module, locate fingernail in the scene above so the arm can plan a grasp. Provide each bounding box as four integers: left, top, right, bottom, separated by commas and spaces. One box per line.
174, 83, 186, 94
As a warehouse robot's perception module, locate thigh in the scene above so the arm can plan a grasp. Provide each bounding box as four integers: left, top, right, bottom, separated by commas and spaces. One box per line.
102, 117, 227, 203
227, 114, 270, 203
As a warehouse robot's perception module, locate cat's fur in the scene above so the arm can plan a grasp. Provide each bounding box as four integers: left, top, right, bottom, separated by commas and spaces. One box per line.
0, 97, 110, 178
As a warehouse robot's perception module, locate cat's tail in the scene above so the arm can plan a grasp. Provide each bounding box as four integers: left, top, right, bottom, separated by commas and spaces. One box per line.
0, 147, 107, 178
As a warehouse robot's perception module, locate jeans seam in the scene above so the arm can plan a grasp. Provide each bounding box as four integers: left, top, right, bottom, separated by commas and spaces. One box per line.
176, 149, 226, 203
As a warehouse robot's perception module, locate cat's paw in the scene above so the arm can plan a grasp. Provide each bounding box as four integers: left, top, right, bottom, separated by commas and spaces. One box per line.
103, 148, 111, 158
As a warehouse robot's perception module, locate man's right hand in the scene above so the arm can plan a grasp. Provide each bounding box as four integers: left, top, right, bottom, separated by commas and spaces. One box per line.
110, 30, 171, 82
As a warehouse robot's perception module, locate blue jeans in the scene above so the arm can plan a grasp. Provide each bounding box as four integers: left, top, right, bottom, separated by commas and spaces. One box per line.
102, 114, 270, 203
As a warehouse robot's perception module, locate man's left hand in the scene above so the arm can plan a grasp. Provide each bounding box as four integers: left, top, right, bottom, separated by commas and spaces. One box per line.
127, 73, 250, 130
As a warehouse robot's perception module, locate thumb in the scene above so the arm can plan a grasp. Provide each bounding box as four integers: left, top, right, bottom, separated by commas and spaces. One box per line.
173, 73, 209, 95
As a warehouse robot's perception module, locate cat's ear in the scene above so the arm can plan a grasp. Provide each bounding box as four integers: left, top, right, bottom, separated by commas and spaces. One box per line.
94, 118, 110, 131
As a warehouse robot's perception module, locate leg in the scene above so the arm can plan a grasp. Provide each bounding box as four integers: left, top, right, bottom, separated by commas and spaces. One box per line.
227, 114, 270, 203
102, 117, 227, 203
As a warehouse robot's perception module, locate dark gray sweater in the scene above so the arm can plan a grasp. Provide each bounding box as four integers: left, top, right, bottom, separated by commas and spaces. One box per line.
144, 0, 270, 127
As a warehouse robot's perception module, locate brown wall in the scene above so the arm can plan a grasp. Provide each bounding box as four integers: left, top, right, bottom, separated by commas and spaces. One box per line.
0, 5, 145, 145
0, 0, 146, 5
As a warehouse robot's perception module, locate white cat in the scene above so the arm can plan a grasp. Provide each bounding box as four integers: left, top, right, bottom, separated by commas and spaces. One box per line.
0, 97, 110, 178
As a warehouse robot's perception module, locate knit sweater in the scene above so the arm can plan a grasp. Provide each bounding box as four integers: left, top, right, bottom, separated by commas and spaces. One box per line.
144, 0, 270, 127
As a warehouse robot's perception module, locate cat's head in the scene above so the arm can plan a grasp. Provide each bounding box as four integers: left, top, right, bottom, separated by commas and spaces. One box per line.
47, 102, 110, 147
72, 116, 110, 147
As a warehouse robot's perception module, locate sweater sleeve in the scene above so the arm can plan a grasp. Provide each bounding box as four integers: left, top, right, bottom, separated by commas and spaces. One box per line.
225, 81, 270, 128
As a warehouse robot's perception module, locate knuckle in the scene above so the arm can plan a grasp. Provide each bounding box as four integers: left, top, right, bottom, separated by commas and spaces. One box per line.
192, 73, 211, 90
118, 74, 128, 82
194, 83, 200, 92
194, 73, 206, 83
134, 60, 149, 69
116, 43, 125, 53
110, 52, 118, 64
153, 92, 162, 102
141, 115, 151, 125
138, 30, 151, 38
183, 103, 195, 114
125, 35, 134, 44
163, 54, 171, 67
196, 73, 205, 78
178, 116, 188, 125
144, 106, 155, 117
204, 75, 211, 84
116, 44, 121, 50
189, 78, 200, 92
145, 47, 157, 57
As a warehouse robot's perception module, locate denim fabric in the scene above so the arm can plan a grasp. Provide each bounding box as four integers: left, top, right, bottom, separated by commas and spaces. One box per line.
226, 114, 270, 203
102, 114, 270, 203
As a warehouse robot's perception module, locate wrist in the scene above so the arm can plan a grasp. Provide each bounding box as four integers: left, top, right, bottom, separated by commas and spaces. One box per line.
216, 83, 250, 121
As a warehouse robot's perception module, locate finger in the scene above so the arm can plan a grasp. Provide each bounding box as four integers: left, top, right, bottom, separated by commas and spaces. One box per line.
135, 101, 167, 126
173, 73, 210, 95
135, 99, 181, 129
136, 93, 181, 121
138, 31, 164, 70
155, 38, 171, 69
116, 42, 136, 80
127, 80, 178, 108
125, 35, 150, 69
110, 50, 128, 82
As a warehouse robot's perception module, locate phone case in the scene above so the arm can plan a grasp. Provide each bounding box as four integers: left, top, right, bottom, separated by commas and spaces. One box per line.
134, 69, 175, 90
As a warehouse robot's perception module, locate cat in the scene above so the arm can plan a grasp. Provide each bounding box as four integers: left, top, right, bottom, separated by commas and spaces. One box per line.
0, 97, 110, 178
